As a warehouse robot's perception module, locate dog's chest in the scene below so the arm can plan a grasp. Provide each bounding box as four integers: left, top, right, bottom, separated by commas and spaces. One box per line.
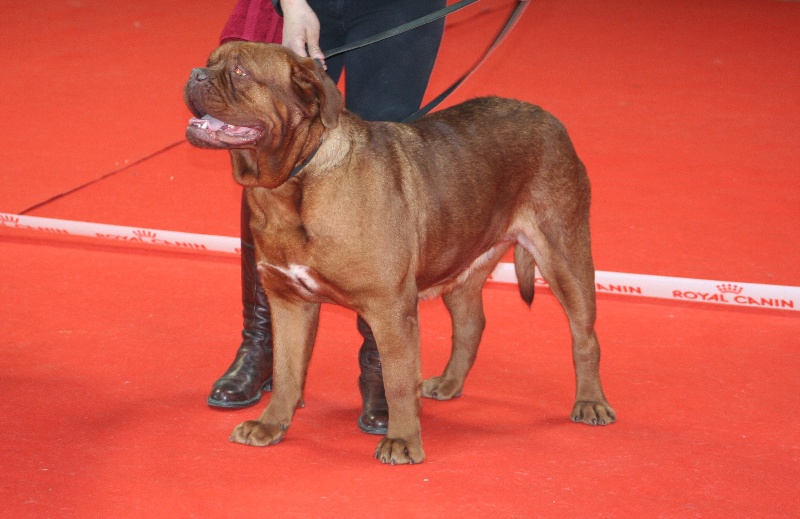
246, 191, 350, 304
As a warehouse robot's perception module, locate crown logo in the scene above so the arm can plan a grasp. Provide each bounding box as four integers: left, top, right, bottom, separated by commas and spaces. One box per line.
0, 215, 20, 224
717, 283, 743, 295
133, 229, 157, 239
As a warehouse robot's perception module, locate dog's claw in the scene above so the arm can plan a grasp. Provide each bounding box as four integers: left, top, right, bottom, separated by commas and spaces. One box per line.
571, 400, 616, 426
375, 437, 425, 465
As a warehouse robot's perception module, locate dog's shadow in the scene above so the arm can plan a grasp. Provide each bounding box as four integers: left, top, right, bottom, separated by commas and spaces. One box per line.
311, 393, 569, 438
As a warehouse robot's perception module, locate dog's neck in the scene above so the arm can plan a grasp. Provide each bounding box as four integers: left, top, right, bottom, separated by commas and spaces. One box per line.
299, 116, 355, 176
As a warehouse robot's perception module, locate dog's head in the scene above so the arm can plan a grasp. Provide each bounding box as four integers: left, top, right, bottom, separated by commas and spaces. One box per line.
184, 42, 343, 188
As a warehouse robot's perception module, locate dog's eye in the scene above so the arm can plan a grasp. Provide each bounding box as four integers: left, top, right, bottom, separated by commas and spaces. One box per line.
233, 66, 248, 77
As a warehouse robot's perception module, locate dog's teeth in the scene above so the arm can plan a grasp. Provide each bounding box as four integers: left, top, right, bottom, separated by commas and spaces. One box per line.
200, 121, 209, 129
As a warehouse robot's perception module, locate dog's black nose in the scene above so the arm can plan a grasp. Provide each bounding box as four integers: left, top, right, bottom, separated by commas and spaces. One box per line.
192, 68, 208, 82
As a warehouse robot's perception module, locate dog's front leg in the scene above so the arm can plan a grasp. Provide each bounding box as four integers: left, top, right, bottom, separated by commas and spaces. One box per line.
364, 301, 425, 465
230, 298, 320, 446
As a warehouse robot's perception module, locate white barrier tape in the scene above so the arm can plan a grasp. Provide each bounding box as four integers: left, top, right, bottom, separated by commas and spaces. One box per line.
1, 212, 240, 254
3, 213, 798, 312
489, 264, 798, 312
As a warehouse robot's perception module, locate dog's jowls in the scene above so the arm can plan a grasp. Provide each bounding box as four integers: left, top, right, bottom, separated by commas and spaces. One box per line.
185, 42, 615, 464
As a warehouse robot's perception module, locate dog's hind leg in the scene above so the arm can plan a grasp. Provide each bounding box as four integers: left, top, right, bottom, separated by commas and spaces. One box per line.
422, 279, 485, 401
422, 244, 509, 401
519, 214, 616, 426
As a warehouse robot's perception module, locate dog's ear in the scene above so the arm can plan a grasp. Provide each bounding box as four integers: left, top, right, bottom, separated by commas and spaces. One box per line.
290, 57, 343, 129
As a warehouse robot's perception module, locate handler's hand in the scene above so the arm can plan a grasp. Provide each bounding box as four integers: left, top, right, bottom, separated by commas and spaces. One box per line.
280, 0, 326, 68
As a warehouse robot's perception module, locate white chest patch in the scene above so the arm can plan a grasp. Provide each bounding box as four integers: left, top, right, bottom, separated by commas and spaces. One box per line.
261, 262, 322, 298
286, 264, 319, 290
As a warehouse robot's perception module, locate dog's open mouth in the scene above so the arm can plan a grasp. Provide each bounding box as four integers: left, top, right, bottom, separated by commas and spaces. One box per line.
186, 114, 264, 148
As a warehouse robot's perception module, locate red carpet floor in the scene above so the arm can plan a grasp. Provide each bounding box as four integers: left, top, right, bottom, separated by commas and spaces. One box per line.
1, 0, 799, 517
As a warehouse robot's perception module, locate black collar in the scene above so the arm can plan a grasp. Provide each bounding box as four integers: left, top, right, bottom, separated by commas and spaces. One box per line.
288, 141, 322, 179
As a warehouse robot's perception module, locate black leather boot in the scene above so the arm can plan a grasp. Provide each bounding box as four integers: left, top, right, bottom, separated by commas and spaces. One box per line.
207, 194, 273, 408
356, 316, 389, 435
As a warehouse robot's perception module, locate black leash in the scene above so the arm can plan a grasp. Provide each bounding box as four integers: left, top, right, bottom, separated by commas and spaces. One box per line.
403, 0, 530, 122
323, 0, 479, 59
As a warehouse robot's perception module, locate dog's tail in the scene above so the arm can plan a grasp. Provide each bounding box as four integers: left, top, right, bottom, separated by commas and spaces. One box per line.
513, 244, 537, 306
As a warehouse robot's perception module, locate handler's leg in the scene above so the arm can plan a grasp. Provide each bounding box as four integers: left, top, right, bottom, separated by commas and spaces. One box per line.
356, 316, 389, 435
208, 192, 273, 408
342, 0, 446, 122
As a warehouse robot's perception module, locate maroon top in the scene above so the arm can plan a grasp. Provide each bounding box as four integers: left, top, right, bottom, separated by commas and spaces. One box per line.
220, 0, 283, 44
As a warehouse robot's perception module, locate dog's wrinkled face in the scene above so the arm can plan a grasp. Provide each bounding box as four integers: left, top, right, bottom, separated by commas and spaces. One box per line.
184, 42, 343, 187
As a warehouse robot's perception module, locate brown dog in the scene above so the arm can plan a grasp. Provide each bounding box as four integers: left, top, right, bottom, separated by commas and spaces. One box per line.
185, 42, 615, 464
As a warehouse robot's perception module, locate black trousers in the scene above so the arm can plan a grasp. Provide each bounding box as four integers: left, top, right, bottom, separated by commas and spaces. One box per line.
311, 0, 447, 122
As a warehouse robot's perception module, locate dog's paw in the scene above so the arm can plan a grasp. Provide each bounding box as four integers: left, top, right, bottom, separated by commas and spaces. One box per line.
570, 400, 616, 426
421, 376, 463, 400
230, 420, 286, 446
374, 436, 425, 465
